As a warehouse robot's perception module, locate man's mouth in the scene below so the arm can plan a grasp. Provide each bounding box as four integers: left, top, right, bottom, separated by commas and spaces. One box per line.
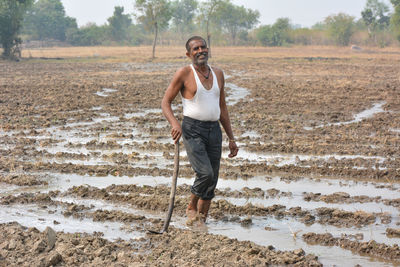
197, 53, 207, 58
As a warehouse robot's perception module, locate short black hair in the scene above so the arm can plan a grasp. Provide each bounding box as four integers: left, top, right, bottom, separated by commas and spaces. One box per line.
185, 36, 207, 52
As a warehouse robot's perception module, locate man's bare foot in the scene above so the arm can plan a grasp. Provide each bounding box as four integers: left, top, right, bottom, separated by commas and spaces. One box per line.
186, 208, 197, 226
191, 213, 208, 231
196, 213, 206, 225
186, 194, 199, 226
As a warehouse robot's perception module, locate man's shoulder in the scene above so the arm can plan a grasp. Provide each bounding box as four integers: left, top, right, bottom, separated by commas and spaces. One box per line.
174, 65, 192, 78
177, 65, 192, 73
210, 66, 224, 79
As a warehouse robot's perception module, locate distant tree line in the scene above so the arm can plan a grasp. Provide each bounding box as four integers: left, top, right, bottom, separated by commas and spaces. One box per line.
1, 0, 400, 59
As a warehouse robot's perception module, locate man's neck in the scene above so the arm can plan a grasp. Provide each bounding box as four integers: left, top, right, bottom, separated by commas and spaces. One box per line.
193, 62, 208, 71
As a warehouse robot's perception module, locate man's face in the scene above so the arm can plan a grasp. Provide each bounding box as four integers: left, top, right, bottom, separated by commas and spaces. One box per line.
186, 39, 208, 65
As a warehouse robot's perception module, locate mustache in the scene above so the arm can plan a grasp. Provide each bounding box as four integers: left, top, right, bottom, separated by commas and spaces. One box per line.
196, 52, 208, 58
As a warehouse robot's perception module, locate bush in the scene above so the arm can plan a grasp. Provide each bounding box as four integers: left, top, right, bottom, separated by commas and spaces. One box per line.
66, 24, 108, 46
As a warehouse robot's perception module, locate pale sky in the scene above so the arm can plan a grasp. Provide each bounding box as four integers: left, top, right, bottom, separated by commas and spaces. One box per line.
61, 0, 393, 28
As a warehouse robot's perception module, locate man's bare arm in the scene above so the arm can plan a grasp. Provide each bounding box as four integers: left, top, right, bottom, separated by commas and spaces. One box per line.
216, 68, 238, 158
161, 68, 186, 143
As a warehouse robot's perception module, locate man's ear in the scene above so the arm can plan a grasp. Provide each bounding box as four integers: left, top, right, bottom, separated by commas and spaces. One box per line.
186, 51, 190, 58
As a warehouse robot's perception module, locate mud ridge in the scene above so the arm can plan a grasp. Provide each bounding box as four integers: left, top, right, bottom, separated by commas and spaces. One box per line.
303, 232, 400, 263
63, 185, 377, 228
304, 192, 400, 209
0, 222, 323, 266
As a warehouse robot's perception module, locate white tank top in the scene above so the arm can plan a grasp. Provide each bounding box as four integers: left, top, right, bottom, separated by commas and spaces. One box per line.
182, 64, 220, 121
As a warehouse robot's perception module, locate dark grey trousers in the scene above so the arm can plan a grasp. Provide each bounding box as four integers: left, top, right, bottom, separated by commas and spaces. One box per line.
182, 116, 222, 200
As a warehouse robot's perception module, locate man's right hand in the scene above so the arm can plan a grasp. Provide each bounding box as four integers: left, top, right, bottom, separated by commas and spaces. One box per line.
171, 123, 182, 143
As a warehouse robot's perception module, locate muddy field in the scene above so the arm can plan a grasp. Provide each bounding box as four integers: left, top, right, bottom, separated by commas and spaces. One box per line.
1, 46, 400, 266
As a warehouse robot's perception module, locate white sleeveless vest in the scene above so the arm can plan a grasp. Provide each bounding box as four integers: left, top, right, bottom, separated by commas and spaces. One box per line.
182, 64, 220, 121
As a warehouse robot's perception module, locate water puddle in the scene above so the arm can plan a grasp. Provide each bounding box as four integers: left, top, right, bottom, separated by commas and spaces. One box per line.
390, 128, 400, 134
4, 172, 398, 203
241, 130, 261, 138
6, 94, 400, 181
305, 101, 387, 130
45, 173, 172, 192
124, 108, 162, 119
219, 195, 399, 215
0, 204, 144, 241
0, 200, 393, 266
2, 66, 397, 266
31, 114, 391, 175
0, 182, 20, 194
225, 82, 251, 106
92, 115, 120, 123
208, 217, 395, 267
234, 148, 389, 169
95, 88, 118, 97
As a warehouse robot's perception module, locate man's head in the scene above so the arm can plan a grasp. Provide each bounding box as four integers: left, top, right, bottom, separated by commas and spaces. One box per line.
185, 36, 208, 65
185, 36, 207, 52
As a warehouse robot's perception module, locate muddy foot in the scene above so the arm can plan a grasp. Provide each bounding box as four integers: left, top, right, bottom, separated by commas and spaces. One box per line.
186, 213, 208, 232
186, 209, 197, 226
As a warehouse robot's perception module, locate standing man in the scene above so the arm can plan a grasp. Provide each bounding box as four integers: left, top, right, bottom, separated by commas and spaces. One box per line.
161, 36, 238, 224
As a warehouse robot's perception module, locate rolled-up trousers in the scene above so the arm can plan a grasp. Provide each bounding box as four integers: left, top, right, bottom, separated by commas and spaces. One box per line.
182, 116, 222, 200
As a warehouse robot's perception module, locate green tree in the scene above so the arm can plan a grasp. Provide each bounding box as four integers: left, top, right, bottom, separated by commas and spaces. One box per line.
66, 23, 108, 46
213, 1, 259, 45
391, 0, 400, 41
171, 0, 197, 40
0, 0, 33, 59
290, 28, 313, 45
23, 0, 77, 41
198, 0, 225, 57
256, 18, 291, 46
107, 6, 132, 43
128, 23, 148, 45
325, 13, 355, 46
256, 25, 274, 46
134, 0, 172, 58
361, 0, 391, 45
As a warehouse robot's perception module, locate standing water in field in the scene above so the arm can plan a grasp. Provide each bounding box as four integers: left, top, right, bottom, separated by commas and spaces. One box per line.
1, 59, 399, 266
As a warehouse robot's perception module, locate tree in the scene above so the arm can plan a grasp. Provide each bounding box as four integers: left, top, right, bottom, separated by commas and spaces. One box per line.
391, 0, 400, 41
66, 23, 108, 46
23, 0, 77, 41
0, 0, 33, 59
135, 0, 172, 59
256, 18, 291, 46
171, 0, 197, 40
290, 28, 313, 45
213, 1, 259, 45
107, 6, 132, 43
198, 0, 225, 57
361, 0, 391, 45
324, 13, 355, 46
256, 25, 274, 46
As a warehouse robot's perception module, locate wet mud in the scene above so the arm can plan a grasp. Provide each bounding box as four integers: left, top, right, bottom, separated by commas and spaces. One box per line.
303, 232, 400, 264
1, 47, 400, 266
0, 222, 321, 267
0, 174, 48, 186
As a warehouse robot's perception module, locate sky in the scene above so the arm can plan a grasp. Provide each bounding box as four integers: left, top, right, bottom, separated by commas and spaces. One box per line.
61, 0, 393, 28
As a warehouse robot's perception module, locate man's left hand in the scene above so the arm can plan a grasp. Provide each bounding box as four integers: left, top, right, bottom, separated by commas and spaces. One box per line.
228, 141, 238, 158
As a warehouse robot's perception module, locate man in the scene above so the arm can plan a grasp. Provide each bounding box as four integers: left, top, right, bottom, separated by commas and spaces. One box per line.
161, 36, 238, 225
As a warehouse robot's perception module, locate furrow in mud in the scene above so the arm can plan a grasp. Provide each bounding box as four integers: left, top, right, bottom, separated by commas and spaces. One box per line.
2, 50, 400, 266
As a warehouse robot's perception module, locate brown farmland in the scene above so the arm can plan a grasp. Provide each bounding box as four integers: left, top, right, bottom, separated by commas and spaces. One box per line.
1, 46, 400, 266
